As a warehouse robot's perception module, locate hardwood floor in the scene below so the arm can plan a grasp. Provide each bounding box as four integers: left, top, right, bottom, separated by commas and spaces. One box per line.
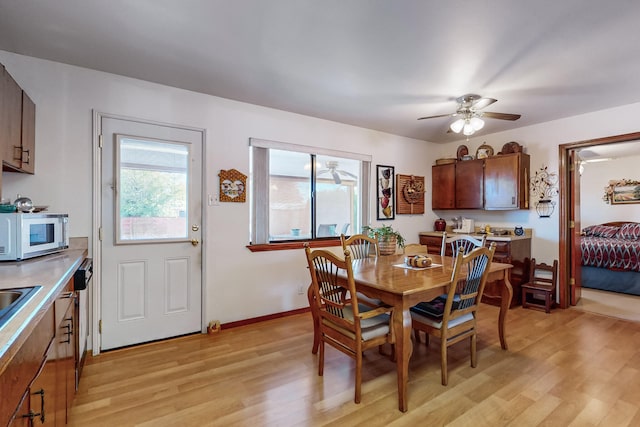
69, 305, 640, 426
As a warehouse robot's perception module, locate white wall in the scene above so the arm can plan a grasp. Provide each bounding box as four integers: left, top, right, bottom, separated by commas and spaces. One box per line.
580, 155, 640, 227
0, 51, 436, 326
4, 49, 640, 327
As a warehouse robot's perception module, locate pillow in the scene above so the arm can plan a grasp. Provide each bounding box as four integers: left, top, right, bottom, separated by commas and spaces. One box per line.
582, 224, 620, 238
618, 223, 640, 240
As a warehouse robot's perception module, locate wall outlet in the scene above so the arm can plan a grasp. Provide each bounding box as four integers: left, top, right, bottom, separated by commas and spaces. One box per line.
297, 285, 305, 295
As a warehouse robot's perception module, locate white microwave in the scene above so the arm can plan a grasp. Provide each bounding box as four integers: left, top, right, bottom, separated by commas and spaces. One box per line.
0, 213, 69, 261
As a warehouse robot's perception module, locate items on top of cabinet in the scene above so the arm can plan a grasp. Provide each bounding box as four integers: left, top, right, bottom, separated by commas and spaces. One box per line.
498, 141, 523, 154
476, 144, 494, 159
456, 144, 469, 160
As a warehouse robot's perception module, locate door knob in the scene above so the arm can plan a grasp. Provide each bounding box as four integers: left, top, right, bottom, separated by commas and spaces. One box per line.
191, 239, 199, 246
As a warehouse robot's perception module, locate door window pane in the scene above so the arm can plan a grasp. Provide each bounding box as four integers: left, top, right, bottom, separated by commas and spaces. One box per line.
116, 136, 189, 242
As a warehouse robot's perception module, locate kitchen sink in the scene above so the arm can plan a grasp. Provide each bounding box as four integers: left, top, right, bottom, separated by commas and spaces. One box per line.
0, 286, 42, 329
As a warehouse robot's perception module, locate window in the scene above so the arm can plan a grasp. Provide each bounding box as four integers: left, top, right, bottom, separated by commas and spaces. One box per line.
250, 138, 371, 245
116, 136, 190, 243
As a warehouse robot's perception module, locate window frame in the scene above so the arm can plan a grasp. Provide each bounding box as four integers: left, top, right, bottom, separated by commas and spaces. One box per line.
248, 138, 371, 251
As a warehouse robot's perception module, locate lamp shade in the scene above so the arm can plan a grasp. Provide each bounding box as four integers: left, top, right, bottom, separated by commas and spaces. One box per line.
462, 120, 475, 135
450, 118, 465, 133
470, 116, 485, 130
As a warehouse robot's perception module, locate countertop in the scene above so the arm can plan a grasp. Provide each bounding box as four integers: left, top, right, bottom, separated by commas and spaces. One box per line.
0, 238, 88, 374
419, 229, 532, 242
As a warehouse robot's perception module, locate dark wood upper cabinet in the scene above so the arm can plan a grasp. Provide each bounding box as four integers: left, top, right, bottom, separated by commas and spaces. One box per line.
2, 68, 23, 171
431, 163, 455, 209
455, 158, 484, 209
484, 153, 530, 210
431, 152, 530, 211
1, 64, 36, 175
19, 92, 35, 174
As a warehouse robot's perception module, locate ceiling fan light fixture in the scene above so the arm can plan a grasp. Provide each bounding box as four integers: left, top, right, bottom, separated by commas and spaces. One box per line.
450, 118, 465, 133
462, 120, 476, 136
470, 116, 484, 131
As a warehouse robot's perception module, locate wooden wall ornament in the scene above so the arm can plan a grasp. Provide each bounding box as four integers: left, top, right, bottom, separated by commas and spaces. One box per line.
396, 174, 425, 214
219, 169, 247, 202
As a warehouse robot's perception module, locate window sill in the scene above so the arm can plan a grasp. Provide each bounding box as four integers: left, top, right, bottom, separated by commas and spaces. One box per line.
247, 239, 342, 252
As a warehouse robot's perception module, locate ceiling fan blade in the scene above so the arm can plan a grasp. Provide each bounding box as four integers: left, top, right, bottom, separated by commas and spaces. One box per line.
337, 170, 357, 179
471, 97, 497, 110
417, 113, 453, 120
332, 171, 341, 184
482, 111, 521, 121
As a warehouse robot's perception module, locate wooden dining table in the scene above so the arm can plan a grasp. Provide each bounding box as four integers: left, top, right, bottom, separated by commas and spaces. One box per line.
307, 253, 513, 412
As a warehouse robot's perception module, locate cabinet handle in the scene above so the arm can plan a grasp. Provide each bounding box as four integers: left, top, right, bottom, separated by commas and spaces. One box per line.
60, 291, 75, 299
22, 148, 31, 164
21, 388, 45, 424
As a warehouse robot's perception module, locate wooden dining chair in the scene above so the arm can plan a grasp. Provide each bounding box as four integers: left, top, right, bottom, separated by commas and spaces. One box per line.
411, 243, 496, 385
304, 246, 395, 404
340, 233, 379, 259
403, 243, 429, 255
440, 231, 487, 257
521, 258, 558, 313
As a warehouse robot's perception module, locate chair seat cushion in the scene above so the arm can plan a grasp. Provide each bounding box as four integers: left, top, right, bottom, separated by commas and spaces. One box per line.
410, 310, 474, 329
323, 303, 391, 341
410, 295, 460, 319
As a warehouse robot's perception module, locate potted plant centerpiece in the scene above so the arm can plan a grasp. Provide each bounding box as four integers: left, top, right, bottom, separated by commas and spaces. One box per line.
363, 224, 405, 255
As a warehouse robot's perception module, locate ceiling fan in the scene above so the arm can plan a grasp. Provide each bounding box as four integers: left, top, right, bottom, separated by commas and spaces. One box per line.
417, 94, 521, 136
317, 161, 356, 184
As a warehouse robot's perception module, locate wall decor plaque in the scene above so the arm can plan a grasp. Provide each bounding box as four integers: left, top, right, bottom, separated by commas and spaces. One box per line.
219, 169, 247, 202
396, 174, 425, 215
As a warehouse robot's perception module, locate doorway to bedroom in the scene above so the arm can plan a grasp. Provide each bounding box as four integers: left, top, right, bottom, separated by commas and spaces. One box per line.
559, 133, 640, 320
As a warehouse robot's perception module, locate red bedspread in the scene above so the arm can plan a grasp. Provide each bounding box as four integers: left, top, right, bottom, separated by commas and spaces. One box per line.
581, 236, 640, 272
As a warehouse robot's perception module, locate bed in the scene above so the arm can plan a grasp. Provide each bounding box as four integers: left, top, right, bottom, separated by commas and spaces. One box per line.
580, 221, 640, 296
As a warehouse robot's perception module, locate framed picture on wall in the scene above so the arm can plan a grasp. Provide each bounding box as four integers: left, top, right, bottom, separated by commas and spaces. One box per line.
376, 165, 395, 220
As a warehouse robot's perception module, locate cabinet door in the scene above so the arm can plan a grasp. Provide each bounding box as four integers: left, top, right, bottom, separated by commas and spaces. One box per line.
485, 153, 530, 209
431, 164, 455, 209
28, 344, 58, 427
455, 159, 484, 209
2, 69, 23, 170
55, 289, 76, 425
20, 91, 35, 174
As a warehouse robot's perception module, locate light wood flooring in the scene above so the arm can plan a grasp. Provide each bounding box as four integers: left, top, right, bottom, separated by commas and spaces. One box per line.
574, 288, 640, 322
69, 305, 640, 426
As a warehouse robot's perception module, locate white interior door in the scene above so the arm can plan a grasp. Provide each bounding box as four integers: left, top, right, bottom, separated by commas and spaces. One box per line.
100, 116, 203, 350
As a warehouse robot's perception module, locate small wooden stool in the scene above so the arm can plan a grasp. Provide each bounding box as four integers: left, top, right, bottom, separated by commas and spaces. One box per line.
521, 259, 558, 313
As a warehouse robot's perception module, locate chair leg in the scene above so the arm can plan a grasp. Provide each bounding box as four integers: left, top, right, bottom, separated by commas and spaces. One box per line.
414, 329, 421, 343
318, 339, 325, 377
308, 284, 320, 354
471, 333, 477, 368
441, 339, 448, 386
355, 349, 362, 403
545, 292, 551, 313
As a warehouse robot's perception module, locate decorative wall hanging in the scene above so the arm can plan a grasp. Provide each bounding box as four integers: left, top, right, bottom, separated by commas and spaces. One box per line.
396, 174, 425, 215
603, 179, 640, 204
219, 169, 247, 202
376, 165, 395, 220
530, 165, 559, 217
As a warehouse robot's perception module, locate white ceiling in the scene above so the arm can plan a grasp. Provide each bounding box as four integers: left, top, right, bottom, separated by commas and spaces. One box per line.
2, 1, 640, 144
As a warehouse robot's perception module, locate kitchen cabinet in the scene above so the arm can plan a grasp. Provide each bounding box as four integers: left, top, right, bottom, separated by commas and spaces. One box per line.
1, 63, 36, 174
1, 305, 55, 426
484, 153, 529, 210
431, 153, 530, 211
4, 279, 78, 426
481, 237, 531, 307
431, 163, 455, 209
455, 159, 484, 209
54, 281, 77, 425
